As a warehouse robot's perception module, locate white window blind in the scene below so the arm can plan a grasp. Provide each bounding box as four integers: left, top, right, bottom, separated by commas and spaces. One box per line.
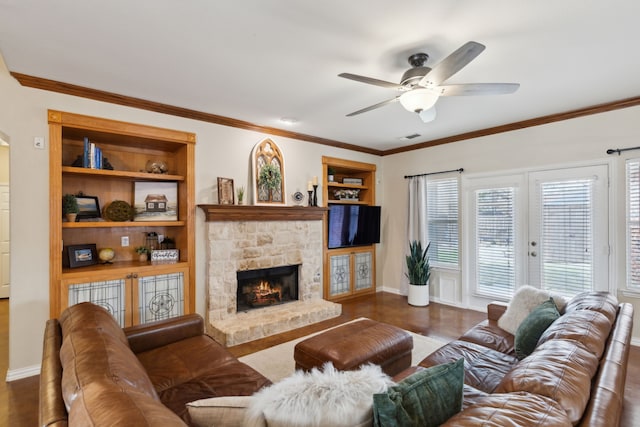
475, 187, 516, 299
627, 159, 640, 289
539, 179, 593, 296
426, 178, 459, 268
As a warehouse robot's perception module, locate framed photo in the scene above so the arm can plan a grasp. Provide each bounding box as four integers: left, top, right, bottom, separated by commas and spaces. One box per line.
133, 181, 178, 221
76, 195, 101, 219
65, 244, 98, 268
217, 177, 235, 205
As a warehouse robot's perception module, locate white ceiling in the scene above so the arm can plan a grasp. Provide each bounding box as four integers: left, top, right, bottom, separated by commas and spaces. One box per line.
1, 1, 639, 152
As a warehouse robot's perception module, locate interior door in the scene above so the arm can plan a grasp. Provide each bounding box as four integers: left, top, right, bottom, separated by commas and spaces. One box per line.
528, 165, 609, 297
0, 184, 9, 298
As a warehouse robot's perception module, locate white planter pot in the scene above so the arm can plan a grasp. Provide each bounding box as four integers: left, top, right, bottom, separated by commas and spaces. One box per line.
408, 283, 430, 306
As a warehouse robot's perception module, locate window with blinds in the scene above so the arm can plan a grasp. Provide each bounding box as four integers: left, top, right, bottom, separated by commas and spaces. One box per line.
426, 178, 459, 268
539, 179, 593, 296
627, 159, 640, 289
475, 187, 516, 299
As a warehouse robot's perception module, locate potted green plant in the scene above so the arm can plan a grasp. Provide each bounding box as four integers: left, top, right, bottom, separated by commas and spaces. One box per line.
405, 240, 431, 306
135, 246, 150, 262
327, 166, 336, 182
62, 194, 79, 222
236, 186, 245, 204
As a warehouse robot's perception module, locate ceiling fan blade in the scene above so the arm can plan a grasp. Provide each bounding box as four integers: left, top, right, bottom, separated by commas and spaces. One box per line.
439, 83, 520, 96
338, 73, 403, 90
346, 97, 400, 117
418, 41, 485, 87
418, 107, 437, 123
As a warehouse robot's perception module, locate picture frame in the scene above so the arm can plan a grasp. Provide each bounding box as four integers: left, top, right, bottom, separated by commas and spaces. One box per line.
217, 177, 235, 205
133, 181, 178, 221
65, 244, 98, 268
76, 195, 101, 219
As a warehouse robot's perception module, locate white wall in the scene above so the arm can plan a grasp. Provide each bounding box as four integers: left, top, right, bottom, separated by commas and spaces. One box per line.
0, 55, 382, 376
381, 106, 640, 342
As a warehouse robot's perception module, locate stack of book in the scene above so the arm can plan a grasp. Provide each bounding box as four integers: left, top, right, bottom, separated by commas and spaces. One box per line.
83, 137, 104, 169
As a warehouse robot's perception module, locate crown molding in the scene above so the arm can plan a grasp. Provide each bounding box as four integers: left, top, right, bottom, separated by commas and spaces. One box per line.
11, 72, 640, 158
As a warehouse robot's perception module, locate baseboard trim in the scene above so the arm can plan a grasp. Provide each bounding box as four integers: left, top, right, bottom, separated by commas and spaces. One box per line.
5, 364, 40, 382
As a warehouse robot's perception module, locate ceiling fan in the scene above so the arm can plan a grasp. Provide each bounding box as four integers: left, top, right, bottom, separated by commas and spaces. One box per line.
339, 41, 519, 123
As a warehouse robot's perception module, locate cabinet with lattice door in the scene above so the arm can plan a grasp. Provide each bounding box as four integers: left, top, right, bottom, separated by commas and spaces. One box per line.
48, 110, 195, 325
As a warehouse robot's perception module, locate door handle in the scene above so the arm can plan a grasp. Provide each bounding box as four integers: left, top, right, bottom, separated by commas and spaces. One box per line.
530, 251, 537, 257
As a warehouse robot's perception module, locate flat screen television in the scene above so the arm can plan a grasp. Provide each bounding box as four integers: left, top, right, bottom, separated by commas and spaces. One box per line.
327, 204, 381, 249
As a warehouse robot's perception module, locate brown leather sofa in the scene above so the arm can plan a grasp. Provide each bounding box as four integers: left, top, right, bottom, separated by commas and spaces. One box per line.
397, 291, 633, 426
39, 302, 271, 426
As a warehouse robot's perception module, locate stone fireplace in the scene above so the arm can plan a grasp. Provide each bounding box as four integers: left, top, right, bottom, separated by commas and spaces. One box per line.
199, 205, 342, 346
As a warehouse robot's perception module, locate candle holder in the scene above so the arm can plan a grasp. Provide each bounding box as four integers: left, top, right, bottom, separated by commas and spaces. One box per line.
307, 190, 314, 207
313, 185, 318, 207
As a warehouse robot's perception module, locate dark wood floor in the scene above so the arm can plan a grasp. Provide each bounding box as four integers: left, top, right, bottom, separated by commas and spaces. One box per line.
1, 293, 638, 426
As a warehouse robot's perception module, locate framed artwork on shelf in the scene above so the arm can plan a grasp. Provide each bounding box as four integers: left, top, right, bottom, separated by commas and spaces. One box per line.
217, 177, 235, 205
133, 181, 178, 221
76, 195, 101, 220
64, 244, 99, 268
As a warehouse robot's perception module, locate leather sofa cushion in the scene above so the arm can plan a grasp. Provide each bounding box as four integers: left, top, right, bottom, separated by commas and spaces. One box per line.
59, 305, 159, 409
69, 381, 186, 426
418, 340, 518, 393
60, 301, 128, 346
458, 320, 515, 356
496, 339, 599, 425
441, 392, 572, 426
538, 309, 612, 358
136, 334, 271, 421
565, 291, 618, 324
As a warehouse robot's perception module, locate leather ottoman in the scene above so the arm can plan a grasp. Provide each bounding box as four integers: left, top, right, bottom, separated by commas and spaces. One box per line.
293, 319, 413, 376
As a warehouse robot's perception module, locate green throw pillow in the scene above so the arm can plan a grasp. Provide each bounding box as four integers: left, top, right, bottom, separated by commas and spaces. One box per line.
373, 358, 464, 427
514, 298, 560, 360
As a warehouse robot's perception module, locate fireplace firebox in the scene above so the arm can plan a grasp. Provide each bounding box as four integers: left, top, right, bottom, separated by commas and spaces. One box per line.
236, 265, 299, 312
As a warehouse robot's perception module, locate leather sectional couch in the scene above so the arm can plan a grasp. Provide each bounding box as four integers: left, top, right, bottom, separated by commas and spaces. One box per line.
399, 291, 634, 426
40, 291, 633, 426
39, 302, 271, 426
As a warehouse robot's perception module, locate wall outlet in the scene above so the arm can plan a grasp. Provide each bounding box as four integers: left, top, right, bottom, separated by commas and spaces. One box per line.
121, 236, 129, 247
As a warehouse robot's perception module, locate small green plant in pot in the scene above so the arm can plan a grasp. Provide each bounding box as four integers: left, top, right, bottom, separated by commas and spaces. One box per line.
62, 194, 79, 222
236, 186, 245, 204
135, 246, 150, 262
405, 240, 431, 306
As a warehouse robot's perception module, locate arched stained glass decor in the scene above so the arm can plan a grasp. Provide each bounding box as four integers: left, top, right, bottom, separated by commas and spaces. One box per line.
252, 138, 285, 205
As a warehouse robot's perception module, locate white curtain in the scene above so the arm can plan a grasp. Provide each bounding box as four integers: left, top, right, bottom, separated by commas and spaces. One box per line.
405, 176, 428, 292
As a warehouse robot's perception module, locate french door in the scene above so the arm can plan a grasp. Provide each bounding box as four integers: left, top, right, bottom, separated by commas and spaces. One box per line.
467, 164, 609, 301
528, 166, 609, 297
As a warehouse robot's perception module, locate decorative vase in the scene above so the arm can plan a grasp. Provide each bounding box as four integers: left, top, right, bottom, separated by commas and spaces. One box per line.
408, 283, 430, 306
139, 253, 148, 262
65, 213, 77, 222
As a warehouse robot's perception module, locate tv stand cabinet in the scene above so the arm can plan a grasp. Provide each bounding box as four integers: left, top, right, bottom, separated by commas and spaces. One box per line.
322, 156, 377, 301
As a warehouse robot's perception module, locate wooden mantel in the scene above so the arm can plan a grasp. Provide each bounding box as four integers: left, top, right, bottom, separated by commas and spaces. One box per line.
198, 204, 328, 222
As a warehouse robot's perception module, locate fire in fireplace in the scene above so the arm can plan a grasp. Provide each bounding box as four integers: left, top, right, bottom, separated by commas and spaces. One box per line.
236, 265, 299, 312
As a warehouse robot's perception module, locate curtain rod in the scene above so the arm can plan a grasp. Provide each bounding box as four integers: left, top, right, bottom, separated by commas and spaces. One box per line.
606, 146, 640, 155
404, 168, 464, 179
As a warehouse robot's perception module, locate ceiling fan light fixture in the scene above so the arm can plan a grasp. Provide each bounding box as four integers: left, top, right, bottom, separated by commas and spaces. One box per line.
399, 89, 439, 113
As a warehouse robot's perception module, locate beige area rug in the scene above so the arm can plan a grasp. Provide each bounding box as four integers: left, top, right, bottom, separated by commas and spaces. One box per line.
239, 318, 446, 383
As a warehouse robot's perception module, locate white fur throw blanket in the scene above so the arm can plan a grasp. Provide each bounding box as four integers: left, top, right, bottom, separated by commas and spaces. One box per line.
244, 362, 393, 427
